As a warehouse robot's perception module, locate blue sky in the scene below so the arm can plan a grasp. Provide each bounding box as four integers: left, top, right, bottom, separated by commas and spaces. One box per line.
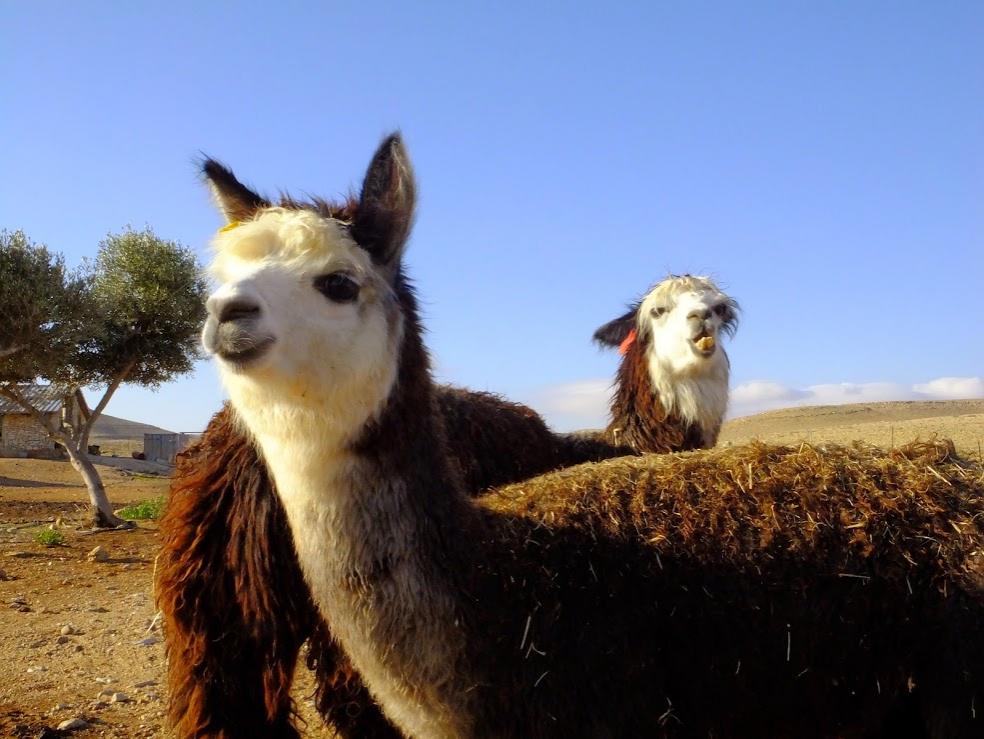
2, 2, 982, 431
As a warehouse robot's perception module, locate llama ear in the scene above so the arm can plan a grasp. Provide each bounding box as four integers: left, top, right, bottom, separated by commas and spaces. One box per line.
200, 157, 269, 223
352, 133, 416, 270
593, 308, 638, 349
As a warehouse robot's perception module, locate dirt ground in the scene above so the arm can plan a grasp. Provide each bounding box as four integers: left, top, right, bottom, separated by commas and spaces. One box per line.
0, 460, 328, 738
0, 400, 980, 737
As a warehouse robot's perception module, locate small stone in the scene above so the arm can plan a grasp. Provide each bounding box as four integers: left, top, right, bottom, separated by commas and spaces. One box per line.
110, 691, 131, 703
97, 688, 114, 699
135, 635, 160, 647
87, 545, 108, 562
60, 624, 81, 636
5, 551, 31, 558
133, 679, 157, 688
58, 717, 90, 731
26, 665, 48, 673
53, 702, 72, 711
94, 676, 114, 684
56, 635, 70, 644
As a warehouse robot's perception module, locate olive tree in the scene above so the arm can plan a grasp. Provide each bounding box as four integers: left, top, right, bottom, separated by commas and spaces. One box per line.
0, 227, 208, 527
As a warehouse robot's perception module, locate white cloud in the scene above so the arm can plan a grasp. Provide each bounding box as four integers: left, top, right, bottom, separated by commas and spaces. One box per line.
730, 381, 809, 406
527, 379, 612, 431
729, 376, 984, 418
529, 376, 984, 430
913, 376, 984, 399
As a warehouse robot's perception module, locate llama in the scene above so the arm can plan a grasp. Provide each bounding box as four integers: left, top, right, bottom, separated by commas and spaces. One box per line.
588, 274, 738, 452
194, 133, 984, 738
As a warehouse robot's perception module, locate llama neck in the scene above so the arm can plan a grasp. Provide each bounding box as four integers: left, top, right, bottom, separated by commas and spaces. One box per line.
607, 339, 729, 451
230, 322, 480, 739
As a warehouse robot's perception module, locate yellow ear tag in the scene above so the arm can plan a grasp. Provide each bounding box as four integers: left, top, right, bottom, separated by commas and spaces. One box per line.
218, 221, 241, 234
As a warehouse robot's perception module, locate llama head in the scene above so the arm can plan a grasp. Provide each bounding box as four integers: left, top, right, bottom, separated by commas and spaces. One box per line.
200, 134, 415, 443
594, 275, 738, 373
594, 275, 738, 436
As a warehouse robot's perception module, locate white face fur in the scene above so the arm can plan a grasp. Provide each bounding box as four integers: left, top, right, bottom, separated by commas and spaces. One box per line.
201, 208, 403, 446
637, 275, 737, 376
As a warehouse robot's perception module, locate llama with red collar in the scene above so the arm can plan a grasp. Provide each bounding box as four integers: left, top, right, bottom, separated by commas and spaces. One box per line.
589, 274, 738, 453
173, 133, 984, 738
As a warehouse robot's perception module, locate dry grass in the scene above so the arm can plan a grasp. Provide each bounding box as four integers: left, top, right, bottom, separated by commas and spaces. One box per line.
720, 399, 984, 461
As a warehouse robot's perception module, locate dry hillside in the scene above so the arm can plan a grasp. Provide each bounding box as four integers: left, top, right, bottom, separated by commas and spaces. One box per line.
719, 399, 984, 460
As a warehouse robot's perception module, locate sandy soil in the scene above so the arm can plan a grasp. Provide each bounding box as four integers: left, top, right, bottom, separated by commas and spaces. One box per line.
0, 458, 331, 738
0, 400, 981, 736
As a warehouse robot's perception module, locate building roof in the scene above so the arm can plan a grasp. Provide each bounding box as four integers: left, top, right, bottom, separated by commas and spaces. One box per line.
0, 384, 69, 414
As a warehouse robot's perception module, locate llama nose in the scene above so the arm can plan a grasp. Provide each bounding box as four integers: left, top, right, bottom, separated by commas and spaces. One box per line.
688, 308, 711, 322
207, 295, 262, 324
219, 300, 261, 324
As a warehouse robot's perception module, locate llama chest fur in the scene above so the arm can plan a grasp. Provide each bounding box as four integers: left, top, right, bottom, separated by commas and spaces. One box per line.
647, 354, 730, 446
259, 444, 472, 739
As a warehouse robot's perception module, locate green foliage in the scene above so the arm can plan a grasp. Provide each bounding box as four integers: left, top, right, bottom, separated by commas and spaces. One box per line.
0, 230, 92, 383
34, 528, 66, 547
116, 496, 166, 520
79, 227, 210, 388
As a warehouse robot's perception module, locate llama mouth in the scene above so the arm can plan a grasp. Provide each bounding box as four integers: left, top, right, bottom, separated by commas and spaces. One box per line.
692, 333, 716, 356
216, 337, 276, 368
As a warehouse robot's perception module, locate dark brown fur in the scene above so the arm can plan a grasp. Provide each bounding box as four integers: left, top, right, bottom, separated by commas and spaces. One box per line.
603, 330, 708, 451
157, 408, 313, 739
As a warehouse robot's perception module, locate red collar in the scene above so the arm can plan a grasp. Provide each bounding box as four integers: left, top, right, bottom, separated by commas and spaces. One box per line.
618, 329, 637, 356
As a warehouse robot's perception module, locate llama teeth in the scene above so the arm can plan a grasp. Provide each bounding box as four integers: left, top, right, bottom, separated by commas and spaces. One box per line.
695, 336, 715, 352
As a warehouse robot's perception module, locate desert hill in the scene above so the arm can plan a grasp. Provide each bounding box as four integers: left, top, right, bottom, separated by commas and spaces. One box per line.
719, 399, 984, 458
89, 413, 174, 440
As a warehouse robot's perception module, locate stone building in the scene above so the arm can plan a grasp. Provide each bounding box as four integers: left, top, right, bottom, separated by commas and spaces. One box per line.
0, 385, 78, 459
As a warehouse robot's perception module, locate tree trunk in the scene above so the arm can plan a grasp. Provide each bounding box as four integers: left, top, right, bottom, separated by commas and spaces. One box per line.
63, 440, 126, 528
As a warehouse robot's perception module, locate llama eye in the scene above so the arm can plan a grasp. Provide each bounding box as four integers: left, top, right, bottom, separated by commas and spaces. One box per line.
650, 307, 667, 318
314, 273, 360, 303
713, 304, 731, 318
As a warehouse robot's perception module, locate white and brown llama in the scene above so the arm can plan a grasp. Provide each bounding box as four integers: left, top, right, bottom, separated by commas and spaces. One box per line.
158, 161, 623, 736
588, 274, 738, 452
170, 133, 984, 738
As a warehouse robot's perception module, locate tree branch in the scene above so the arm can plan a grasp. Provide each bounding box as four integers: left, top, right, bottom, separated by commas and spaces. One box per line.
78, 358, 139, 447
74, 388, 92, 422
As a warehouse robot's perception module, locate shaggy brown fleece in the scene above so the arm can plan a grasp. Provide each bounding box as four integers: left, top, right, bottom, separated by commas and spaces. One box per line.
461, 439, 984, 737
156, 407, 313, 739
606, 328, 707, 451
158, 391, 626, 738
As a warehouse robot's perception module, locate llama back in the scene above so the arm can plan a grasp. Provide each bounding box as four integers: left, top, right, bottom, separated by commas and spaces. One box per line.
463, 440, 984, 737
